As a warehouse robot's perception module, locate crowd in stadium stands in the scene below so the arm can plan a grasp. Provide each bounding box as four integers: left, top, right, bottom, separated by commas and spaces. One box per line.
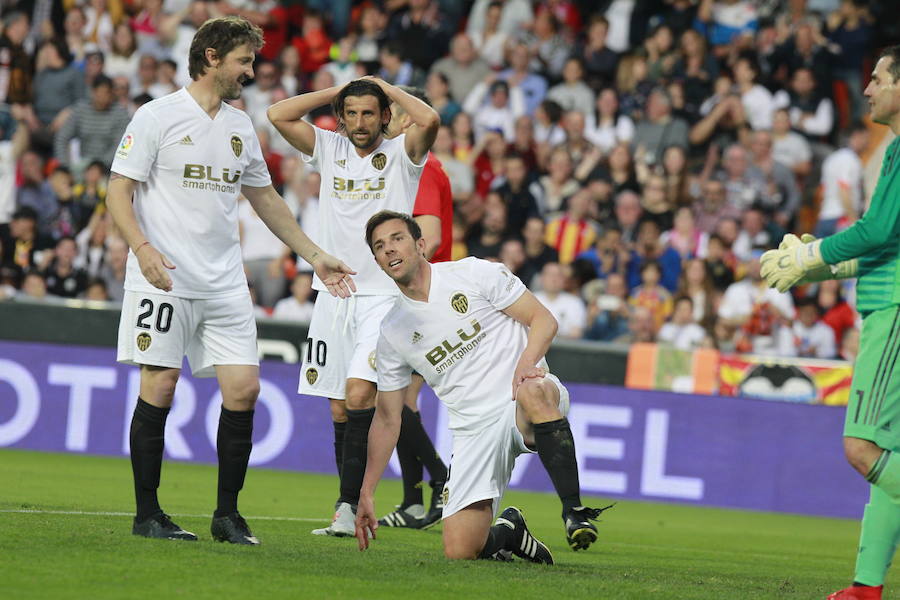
1, 0, 895, 362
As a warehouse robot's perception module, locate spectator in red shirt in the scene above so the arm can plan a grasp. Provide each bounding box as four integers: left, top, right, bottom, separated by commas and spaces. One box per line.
292, 9, 332, 75
413, 153, 453, 262
472, 129, 507, 197
536, 0, 582, 37
817, 279, 857, 347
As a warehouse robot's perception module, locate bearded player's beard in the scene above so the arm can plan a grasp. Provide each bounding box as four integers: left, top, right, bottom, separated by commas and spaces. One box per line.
347, 127, 381, 150
216, 72, 245, 101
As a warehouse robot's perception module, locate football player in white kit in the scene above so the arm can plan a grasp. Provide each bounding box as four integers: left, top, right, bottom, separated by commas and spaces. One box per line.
355, 211, 612, 563
107, 16, 355, 544
268, 78, 439, 536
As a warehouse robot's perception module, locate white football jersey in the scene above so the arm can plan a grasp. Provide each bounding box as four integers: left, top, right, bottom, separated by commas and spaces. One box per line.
111, 88, 272, 298
303, 127, 424, 294
377, 258, 549, 434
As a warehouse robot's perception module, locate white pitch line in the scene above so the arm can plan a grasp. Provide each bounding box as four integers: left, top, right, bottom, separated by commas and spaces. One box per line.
0, 509, 326, 522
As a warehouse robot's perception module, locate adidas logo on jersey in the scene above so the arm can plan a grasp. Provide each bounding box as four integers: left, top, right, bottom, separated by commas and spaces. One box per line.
335, 159, 346, 168
412, 331, 423, 344
179, 135, 194, 145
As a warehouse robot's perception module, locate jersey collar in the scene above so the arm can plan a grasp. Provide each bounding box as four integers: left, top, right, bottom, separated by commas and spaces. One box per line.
399, 261, 436, 308
181, 87, 225, 122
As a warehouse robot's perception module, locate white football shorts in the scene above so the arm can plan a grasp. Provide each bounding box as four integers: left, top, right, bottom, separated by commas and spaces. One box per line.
298, 293, 396, 400
441, 373, 570, 519
117, 290, 258, 378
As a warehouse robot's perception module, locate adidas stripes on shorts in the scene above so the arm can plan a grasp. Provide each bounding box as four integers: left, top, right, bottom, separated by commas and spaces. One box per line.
845, 304, 900, 451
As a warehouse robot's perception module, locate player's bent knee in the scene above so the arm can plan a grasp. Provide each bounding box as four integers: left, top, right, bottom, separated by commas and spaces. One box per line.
345, 395, 375, 411
443, 546, 478, 560
516, 380, 555, 414
329, 399, 347, 423
345, 384, 376, 411
442, 537, 480, 560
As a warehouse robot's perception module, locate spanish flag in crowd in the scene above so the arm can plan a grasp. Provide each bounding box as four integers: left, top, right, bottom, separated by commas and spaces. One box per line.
626, 344, 853, 405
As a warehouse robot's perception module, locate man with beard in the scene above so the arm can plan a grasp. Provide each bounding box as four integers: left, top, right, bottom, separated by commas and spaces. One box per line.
268, 77, 440, 536
107, 16, 355, 545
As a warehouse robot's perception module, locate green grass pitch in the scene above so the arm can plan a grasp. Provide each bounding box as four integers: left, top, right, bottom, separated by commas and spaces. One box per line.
1, 449, 896, 599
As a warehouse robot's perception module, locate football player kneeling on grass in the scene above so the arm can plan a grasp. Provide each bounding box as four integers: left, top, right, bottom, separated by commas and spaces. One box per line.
354, 211, 613, 562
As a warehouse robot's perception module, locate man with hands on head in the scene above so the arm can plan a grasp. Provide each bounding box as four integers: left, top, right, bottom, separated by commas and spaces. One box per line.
354, 210, 612, 563
268, 75, 440, 537
107, 16, 355, 545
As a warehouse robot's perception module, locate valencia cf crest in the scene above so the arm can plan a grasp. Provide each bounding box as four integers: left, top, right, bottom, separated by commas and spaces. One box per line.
368, 351, 377, 371
371, 152, 387, 170
230, 134, 243, 158
440, 484, 449, 506
306, 368, 318, 385
136, 332, 152, 351
450, 292, 469, 314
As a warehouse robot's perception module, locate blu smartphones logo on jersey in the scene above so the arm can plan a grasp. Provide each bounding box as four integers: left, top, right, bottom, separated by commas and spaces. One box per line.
182, 164, 241, 193
331, 176, 386, 200
332, 177, 385, 192
426, 319, 487, 374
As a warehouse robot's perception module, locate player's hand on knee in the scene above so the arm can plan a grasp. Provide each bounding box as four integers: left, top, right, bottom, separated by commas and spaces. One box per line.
136, 244, 176, 292
355, 495, 377, 551
512, 362, 546, 400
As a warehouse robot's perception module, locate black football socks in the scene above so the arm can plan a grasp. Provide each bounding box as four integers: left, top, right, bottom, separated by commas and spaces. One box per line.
215, 407, 254, 518
130, 398, 169, 521
397, 406, 449, 508
338, 407, 375, 506
533, 418, 582, 516
478, 522, 515, 559
333, 420, 346, 476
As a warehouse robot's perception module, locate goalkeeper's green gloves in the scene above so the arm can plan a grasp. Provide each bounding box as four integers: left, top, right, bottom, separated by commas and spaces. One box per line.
760, 233, 858, 293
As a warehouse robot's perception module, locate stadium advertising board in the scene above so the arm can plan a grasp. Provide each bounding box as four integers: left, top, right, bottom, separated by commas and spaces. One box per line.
0, 341, 866, 518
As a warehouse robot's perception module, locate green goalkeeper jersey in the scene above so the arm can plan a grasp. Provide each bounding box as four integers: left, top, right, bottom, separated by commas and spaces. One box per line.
821, 136, 900, 316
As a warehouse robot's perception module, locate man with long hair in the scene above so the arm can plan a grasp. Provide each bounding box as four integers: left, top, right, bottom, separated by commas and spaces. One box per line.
268, 76, 439, 536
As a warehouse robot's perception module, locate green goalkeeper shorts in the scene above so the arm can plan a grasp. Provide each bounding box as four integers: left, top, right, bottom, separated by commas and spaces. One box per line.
845, 304, 900, 449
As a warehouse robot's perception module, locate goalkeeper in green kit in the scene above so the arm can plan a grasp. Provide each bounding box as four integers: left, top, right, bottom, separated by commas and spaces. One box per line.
761, 46, 900, 600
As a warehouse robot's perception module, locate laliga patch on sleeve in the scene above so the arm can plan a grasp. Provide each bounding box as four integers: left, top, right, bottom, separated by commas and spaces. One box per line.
116, 133, 134, 159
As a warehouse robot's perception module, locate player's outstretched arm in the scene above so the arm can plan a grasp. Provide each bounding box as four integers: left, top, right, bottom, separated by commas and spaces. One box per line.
502, 290, 559, 399
107, 172, 176, 292
242, 184, 356, 298
356, 388, 405, 551
364, 76, 440, 164
266, 85, 343, 155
